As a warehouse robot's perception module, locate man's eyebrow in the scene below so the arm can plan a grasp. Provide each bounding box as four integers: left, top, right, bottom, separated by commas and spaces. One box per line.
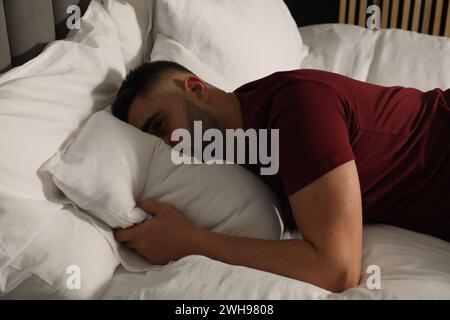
141, 111, 161, 132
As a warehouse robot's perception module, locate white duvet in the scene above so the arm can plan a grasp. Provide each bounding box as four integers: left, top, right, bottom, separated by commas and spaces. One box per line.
101, 24, 450, 300
103, 225, 450, 299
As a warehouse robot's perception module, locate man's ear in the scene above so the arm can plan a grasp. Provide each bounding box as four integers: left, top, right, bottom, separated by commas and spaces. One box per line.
184, 76, 210, 103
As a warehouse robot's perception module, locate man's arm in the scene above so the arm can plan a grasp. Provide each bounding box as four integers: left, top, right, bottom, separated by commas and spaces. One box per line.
115, 161, 362, 292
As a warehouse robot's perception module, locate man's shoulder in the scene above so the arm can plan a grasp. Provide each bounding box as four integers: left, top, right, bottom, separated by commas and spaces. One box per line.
236, 69, 349, 130
235, 69, 346, 96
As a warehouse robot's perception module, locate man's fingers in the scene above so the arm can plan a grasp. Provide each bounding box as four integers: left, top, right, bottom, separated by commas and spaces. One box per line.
137, 197, 171, 217
123, 240, 136, 250
114, 225, 141, 242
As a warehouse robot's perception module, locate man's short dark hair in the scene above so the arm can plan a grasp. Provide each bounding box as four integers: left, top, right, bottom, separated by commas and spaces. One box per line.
112, 61, 193, 122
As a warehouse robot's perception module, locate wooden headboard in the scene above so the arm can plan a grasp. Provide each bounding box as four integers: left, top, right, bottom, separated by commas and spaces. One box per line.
284, 0, 450, 37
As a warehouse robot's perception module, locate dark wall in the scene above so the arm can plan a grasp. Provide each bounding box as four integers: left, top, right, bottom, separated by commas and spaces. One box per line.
283, 0, 340, 26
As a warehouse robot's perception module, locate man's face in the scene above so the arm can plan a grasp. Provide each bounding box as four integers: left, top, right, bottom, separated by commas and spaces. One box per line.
127, 94, 219, 147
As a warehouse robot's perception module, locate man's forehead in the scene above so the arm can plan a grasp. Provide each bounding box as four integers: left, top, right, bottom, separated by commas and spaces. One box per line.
128, 96, 157, 128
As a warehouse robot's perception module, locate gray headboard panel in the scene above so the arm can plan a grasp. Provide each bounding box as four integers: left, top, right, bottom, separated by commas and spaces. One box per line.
0, 0, 11, 73
0, 0, 91, 73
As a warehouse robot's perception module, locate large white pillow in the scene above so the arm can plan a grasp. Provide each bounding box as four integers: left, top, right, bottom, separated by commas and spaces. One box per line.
0, 198, 118, 300
0, 1, 125, 298
299, 24, 450, 91
104, 0, 154, 72
40, 111, 284, 270
0, 3, 125, 201
149, 0, 308, 91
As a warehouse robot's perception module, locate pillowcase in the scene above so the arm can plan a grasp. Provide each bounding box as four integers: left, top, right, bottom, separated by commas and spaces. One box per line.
0, 2, 125, 201
40, 111, 284, 270
299, 23, 450, 91
0, 1, 125, 299
0, 198, 118, 300
103, 0, 154, 72
149, 0, 308, 91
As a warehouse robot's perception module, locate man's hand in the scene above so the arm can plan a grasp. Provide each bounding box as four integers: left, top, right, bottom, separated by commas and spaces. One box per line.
114, 198, 204, 265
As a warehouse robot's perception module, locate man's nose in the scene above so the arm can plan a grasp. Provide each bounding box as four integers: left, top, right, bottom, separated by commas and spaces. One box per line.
163, 136, 177, 148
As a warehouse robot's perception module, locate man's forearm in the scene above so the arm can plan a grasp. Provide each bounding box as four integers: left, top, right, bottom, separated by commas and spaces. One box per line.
190, 229, 357, 292
116, 197, 361, 292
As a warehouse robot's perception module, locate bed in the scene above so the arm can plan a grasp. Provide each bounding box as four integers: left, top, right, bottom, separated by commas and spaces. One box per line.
0, 0, 449, 300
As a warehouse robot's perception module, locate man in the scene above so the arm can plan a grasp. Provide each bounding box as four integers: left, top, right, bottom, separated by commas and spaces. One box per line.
112, 61, 450, 292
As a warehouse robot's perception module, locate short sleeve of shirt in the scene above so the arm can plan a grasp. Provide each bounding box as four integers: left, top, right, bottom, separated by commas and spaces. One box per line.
270, 81, 355, 196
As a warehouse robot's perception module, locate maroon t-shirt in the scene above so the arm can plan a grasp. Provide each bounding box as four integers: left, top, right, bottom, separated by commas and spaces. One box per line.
234, 69, 450, 242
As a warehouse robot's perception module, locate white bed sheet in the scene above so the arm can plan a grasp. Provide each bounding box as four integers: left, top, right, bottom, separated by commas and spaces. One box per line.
102, 225, 450, 300
101, 24, 450, 300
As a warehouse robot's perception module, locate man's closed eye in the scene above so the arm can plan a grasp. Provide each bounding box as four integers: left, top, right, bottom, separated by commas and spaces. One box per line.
141, 112, 167, 137
149, 118, 166, 136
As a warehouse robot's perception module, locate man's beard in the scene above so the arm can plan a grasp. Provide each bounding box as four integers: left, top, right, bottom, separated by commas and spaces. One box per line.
183, 100, 223, 157
185, 100, 220, 134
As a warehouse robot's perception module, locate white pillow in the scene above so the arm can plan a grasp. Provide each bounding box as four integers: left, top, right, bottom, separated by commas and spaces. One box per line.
104, 0, 154, 72
299, 24, 450, 91
149, 0, 308, 91
0, 198, 118, 299
40, 111, 284, 270
0, 1, 125, 298
0, 3, 125, 201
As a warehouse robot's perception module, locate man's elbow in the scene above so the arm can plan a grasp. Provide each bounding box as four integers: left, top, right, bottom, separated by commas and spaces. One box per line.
295, 258, 360, 293
328, 266, 360, 293
322, 263, 360, 293
289, 260, 360, 293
